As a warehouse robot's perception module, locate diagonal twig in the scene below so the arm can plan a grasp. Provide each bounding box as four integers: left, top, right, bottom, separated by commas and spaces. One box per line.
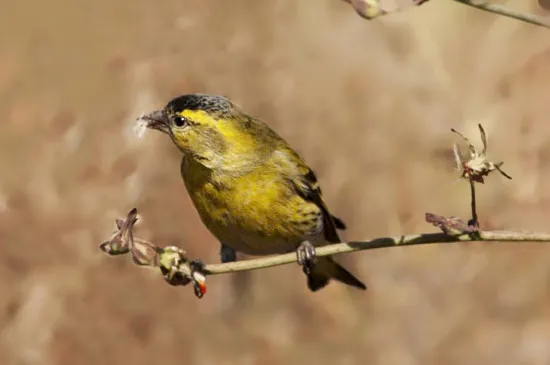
453, 0, 550, 29
339, 0, 550, 29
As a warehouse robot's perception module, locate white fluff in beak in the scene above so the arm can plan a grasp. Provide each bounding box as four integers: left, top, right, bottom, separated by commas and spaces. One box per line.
133, 114, 149, 139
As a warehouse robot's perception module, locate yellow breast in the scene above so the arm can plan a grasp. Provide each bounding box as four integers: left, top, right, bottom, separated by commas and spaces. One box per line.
180, 156, 323, 254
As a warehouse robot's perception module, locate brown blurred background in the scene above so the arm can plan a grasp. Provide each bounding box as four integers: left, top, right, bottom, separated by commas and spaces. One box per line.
1, 1, 550, 364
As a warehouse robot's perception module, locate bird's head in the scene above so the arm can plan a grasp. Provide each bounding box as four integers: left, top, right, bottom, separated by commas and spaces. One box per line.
140, 93, 265, 170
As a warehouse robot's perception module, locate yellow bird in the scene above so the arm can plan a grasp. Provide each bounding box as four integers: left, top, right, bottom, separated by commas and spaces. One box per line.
141, 93, 366, 292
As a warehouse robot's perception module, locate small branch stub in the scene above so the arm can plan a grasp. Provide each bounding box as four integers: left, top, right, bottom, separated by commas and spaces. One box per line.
425, 212, 479, 237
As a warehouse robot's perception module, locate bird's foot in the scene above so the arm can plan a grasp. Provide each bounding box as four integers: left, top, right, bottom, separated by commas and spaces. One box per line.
220, 243, 237, 263
296, 240, 317, 275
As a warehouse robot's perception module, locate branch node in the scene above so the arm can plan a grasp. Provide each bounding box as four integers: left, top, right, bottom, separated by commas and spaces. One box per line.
425, 212, 479, 237
157, 246, 208, 298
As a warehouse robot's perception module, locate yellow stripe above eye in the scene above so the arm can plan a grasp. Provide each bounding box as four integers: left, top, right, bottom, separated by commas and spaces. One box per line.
178, 109, 259, 153
178, 109, 215, 126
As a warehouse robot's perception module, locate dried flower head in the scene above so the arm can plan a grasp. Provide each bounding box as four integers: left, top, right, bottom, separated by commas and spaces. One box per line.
451, 124, 512, 183
341, 0, 387, 19
99, 208, 139, 255
340, 0, 430, 19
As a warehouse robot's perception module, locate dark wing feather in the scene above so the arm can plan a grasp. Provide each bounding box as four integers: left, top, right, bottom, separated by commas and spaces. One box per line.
263, 129, 347, 239
291, 167, 344, 243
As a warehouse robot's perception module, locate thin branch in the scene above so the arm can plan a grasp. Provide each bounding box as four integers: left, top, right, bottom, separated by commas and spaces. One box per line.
99, 208, 550, 298
469, 179, 479, 228
201, 229, 550, 275
453, 0, 550, 29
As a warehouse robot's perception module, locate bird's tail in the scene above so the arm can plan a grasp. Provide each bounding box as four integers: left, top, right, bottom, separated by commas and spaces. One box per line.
307, 256, 367, 292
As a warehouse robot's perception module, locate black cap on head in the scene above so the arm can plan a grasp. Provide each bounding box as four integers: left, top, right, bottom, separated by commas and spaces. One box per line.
166, 94, 236, 116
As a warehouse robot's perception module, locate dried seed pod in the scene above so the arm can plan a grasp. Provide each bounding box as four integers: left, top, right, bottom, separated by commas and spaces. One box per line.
451, 124, 512, 183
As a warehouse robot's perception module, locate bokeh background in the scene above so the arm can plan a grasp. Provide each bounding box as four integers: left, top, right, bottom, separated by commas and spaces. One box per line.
1, 1, 550, 364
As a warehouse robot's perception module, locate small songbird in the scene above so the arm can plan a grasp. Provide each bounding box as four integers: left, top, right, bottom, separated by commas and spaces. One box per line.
140, 93, 366, 292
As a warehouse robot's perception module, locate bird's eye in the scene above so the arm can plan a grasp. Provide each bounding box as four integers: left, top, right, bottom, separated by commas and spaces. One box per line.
174, 116, 187, 127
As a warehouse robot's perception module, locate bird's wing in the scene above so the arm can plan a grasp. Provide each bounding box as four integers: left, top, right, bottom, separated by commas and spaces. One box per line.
282, 150, 346, 244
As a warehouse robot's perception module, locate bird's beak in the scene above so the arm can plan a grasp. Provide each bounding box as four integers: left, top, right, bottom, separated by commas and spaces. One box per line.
138, 110, 170, 134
